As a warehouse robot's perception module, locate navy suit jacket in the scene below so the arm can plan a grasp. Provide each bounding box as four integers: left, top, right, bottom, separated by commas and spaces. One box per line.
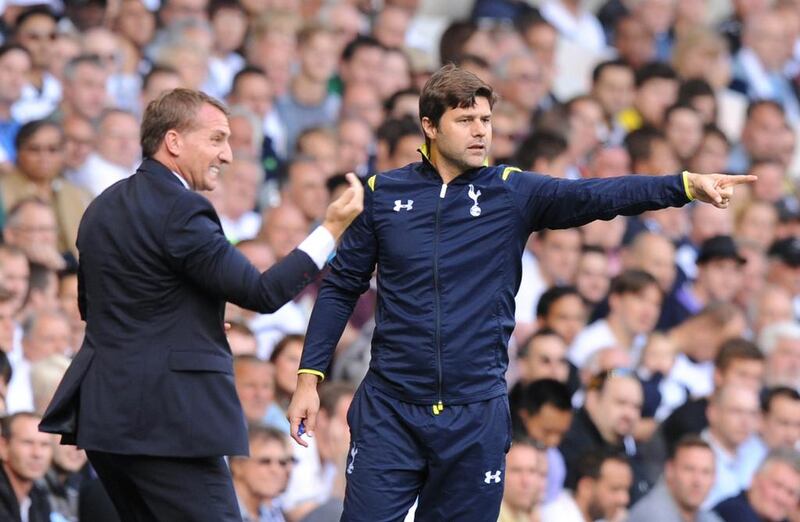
40, 158, 319, 457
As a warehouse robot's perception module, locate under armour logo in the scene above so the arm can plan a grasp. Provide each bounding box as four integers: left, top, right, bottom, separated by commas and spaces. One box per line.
468, 184, 481, 217
347, 444, 358, 475
484, 470, 501, 484
393, 199, 414, 212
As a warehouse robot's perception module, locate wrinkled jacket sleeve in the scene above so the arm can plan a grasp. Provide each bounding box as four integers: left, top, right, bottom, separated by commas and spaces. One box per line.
299, 184, 378, 378
163, 190, 319, 313
504, 171, 692, 233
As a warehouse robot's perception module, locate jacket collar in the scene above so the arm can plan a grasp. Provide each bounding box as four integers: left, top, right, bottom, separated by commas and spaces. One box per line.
138, 158, 187, 189
416, 143, 489, 184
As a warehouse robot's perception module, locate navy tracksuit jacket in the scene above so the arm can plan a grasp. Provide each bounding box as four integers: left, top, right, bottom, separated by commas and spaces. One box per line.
299, 154, 692, 520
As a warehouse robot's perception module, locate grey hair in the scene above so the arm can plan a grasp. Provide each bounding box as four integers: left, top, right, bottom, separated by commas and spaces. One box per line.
758, 321, 800, 356
493, 50, 538, 81
63, 54, 104, 83
758, 447, 800, 475
227, 104, 264, 158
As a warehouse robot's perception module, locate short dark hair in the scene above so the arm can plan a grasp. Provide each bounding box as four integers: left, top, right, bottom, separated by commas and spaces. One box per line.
624, 126, 666, 166
14, 5, 58, 35
574, 449, 629, 489
668, 434, 712, 461
140, 88, 228, 158
536, 285, 582, 319
591, 59, 632, 85
701, 124, 729, 148
318, 382, 355, 416
678, 78, 715, 102
377, 116, 421, 158
746, 99, 784, 119
439, 20, 479, 66
609, 269, 659, 296
341, 34, 384, 63
0, 351, 11, 386
15, 119, 62, 152
518, 327, 564, 359
142, 65, 180, 92
384, 87, 420, 114
0, 412, 41, 441
714, 337, 764, 371
519, 378, 572, 415
762, 386, 800, 414
0, 44, 30, 62
231, 65, 268, 96
28, 263, 54, 294
513, 130, 568, 171
5, 196, 50, 229
664, 103, 699, 125
419, 64, 496, 135
326, 173, 349, 196
635, 61, 678, 88
269, 334, 304, 364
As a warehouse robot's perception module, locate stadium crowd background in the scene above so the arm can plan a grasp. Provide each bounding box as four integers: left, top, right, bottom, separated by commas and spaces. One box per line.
1, 0, 800, 520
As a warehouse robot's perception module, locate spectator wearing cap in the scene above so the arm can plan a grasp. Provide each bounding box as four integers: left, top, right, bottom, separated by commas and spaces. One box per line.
767, 237, 800, 317
775, 200, 800, 240
672, 235, 746, 325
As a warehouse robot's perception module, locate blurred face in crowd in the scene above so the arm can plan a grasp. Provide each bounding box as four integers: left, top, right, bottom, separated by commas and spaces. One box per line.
273, 338, 303, 396
696, 258, 744, 303
0, 415, 53, 484
691, 204, 733, 244
736, 201, 777, 251
641, 335, 676, 376
539, 293, 586, 346
766, 336, 800, 390
581, 459, 632, 522
15, 13, 56, 70
521, 333, 569, 383
299, 30, 338, 83
637, 137, 680, 175
636, 77, 679, 128
523, 22, 557, 76
17, 124, 65, 183
141, 70, 183, 111
592, 65, 635, 120
211, 6, 246, 55
665, 446, 716, 515
0, 250, 29, 314
500, 54, 545, 114
373, 6, 410, 49
5, 202, 59, 253
629, 233, 676, 292
232, 437, 293, 503
0, 299, 16, 353
285, 161, 328, 224
82, 28, 121, 76
534, 229, 582, 285
744, 11, 791, 72
378, 49, 412, 101
575, 250, 610, 305
614, 16, 655, 69
743, 104, 786, 162
707, 386, 760, 452
234, 360, 275, 423
763, 394, 800, 450
342, 83, 384, 131
568, 97, 606, 160
228, 115, 259, 160
160, 0, 208, 26
221, 159, 261, 221
522, 403, 572, 449
48, 34, 80, 81
337, 118, 373, 173
230, 73, 273, 119
749, 460, 800, 522
611, 284, 662, 336
261, 205, 308, 260
589, 375, 643, 443
503, 444, 548, 514
62, 115, 95, 171
749, 162, 785, 204
24, 313, 71, 362
115, 0, 156, 49
588, 146, 630, 179
96, 112, 140, 170
717, 357, 765, 392
64, 62, 108, 122
297, 130, 338, 179
0, 48, 30, 106
753, 286, 793, 336
341, 44, 384, 89
52, 443, 86, 474
665, 107, 703, 162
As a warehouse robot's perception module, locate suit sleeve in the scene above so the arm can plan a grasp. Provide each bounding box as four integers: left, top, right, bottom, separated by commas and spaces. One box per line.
163, 191, 320, 314
298, 184, 378, 380
504, 170, 693, 233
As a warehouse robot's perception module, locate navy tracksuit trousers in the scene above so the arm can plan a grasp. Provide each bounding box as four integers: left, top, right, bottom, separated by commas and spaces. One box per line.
341, 381, 513, 522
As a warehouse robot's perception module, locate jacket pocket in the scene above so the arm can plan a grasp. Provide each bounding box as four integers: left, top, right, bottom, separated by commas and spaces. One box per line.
168, 351, 233, 374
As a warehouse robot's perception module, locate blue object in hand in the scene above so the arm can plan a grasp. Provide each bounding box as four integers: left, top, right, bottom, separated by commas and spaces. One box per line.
298, 421, 305, 436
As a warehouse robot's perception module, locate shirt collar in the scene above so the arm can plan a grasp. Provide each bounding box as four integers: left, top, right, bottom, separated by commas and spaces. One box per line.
171, 170, 190, 190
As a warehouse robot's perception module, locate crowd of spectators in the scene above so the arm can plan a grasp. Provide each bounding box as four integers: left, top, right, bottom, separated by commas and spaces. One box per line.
0, 0, 800, 521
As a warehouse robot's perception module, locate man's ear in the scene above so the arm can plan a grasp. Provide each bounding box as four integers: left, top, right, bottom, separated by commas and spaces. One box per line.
421, 117, 437, 141
163, 129, 182, 156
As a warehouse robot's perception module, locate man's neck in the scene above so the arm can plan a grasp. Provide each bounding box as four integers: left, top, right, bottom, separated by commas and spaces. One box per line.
292, 74, 327, 106
28, 69, 44, 90
606, 314, 633, 349
0, 100, 12, 121
236, 483, 263, 520
428, 146, 465, 185
2, 462, 33, 505
709, 428, 738, 456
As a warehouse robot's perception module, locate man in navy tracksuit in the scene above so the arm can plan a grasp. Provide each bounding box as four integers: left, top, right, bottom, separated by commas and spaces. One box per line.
287, 65, 753, 521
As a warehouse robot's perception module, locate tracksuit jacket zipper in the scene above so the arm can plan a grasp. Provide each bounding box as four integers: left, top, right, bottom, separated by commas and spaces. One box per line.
432, 183, 447, 415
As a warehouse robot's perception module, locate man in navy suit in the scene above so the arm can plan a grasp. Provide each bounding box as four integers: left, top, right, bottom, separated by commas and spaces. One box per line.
39, 88, 363, 521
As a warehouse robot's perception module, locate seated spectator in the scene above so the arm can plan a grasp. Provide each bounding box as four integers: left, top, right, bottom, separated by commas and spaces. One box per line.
230, 424, 295, 522
714, 448, 800, 522
233, 355, 284, 432
0, 412, 53, 522
270, 334, 304, 413
574, 245, 611, 310
542, 450, 632, 522
758, 321, 800, 391
217, 157, 263, 243
43, 441, 87, 522
3, 197, 68, 271
560, 368, 651, 502
515, 378, 573, 503
628, 435, 721, 522
535, 286, 588, 347
751, 387, 800, 463
498, 439, 548, 522
702, 385, 763, 508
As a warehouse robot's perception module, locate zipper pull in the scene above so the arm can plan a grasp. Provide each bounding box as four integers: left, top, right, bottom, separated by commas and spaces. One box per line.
440, 184, 447, 198
432, 400, 444, 415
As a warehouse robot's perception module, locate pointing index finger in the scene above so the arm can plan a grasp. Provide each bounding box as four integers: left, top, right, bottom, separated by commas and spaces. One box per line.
719, 174, 757, 187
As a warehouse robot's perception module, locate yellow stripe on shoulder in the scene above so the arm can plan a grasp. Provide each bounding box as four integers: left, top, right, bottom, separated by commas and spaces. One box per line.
367, 174, 377, 191
501, 166, 521, 181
